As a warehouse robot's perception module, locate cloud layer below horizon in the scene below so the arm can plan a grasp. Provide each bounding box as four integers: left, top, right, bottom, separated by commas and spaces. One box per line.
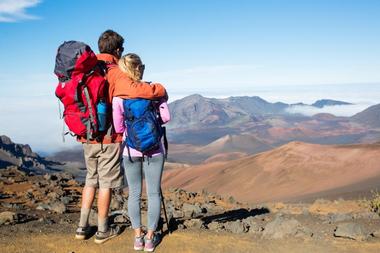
0, 70, 379, 154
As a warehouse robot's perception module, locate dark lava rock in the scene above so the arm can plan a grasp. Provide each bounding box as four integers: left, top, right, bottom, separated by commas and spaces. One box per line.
113, 214, 130, 225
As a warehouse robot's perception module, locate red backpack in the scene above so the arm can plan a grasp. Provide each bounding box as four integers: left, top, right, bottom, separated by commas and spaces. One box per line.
54, 41, 109, 141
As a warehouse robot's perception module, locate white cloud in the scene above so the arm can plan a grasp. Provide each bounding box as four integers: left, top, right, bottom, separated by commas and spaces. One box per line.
285, 103, 375, 117
0, 0, 41, 22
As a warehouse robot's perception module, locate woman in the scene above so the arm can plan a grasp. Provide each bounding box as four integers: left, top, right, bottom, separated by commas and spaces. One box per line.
113, 53, 170, 252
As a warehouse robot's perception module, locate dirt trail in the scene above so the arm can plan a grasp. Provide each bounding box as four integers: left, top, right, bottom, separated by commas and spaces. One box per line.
1, 226, 380, 253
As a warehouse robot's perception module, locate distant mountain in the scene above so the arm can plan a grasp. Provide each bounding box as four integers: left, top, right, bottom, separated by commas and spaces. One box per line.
168, 94, 262, 129
311, 99, 352, 108
0, 135, 60, 171
168, 95, 354, 130
227, 96, 289, 115
351, 104, 380, 128
165, 94, 377, 149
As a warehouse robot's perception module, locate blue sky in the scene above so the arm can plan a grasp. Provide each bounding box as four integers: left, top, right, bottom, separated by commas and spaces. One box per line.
0, 0, 379, 152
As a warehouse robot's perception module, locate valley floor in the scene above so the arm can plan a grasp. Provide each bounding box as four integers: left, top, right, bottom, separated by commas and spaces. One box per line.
1, 221, 380, 253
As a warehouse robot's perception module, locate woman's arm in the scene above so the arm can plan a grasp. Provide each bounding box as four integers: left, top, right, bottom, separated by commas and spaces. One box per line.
112, 97, 125, 133
111, 68, 167, 100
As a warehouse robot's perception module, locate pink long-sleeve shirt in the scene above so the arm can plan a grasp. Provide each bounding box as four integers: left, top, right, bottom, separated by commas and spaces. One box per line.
112, 96, 170, 157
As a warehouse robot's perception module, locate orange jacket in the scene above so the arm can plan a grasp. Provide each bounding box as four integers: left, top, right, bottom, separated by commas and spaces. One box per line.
77, 53, 167, 144
97, 53, 167, 102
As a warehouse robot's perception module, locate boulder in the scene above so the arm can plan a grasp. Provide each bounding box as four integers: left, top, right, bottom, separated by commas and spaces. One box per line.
325, 213, 353, 224
0, 211, 17, 225
60, 196, 73, 205
24, 191, 34, 199
184, 219, 204, 229
372, 230, 380, 238
182, 203, 203, 218
36, 204, 50, 211
242, 216, 256, 227
201, 203, 225, 215
262, 216, 313, 239
207, 221, 223, 231
334, 223, 368, 241
224, 220, 248, 234
242, 217, 262, 233
353, 212, 380, 220
47, 192, 60, 201
113, 214, 130, 225
48, 202, 66, 214
110, 198, 121, 211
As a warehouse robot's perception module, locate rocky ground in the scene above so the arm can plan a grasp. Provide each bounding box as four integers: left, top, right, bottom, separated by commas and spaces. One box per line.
1, 166, 380, 253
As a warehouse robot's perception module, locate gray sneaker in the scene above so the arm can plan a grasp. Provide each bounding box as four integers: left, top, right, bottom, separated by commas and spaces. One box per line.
75, 226, 91, 240
94, 226, 121, 244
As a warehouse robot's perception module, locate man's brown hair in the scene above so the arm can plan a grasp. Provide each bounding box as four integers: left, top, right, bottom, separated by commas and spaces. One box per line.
98, 29, 124, 57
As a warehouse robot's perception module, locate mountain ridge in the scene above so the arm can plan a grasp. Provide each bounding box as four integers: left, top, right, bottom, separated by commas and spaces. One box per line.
168, 94, 355, 130
0, 135, 60, 172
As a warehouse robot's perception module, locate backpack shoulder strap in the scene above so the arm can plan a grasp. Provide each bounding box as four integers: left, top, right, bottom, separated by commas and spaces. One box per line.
95, 60, 117, 76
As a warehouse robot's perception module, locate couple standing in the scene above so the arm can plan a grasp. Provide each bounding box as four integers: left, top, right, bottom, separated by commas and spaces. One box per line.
75, 30, 170, 252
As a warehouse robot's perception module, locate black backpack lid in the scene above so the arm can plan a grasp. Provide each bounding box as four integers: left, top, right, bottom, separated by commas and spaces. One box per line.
54, 40, 89, 82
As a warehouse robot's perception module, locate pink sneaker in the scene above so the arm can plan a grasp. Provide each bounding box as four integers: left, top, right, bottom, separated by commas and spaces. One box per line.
144, 234, 160, 252
134, 235, 144, 251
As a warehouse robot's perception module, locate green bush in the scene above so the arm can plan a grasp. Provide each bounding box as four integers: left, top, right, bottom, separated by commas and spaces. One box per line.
368, 190, 380, 215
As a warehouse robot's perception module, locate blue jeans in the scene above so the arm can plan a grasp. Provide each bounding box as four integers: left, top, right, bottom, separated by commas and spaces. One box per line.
123, 154, 164, 230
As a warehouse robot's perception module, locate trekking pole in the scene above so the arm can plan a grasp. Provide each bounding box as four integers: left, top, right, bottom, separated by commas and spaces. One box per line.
160, 187, 171, 234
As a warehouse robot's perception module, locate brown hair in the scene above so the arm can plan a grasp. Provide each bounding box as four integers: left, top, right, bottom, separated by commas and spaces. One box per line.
118, 53, 145, 81
98, 30, 124, 57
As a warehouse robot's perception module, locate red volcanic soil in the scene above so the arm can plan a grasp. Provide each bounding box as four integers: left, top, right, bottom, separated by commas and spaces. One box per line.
203, 152, 248, 163
168, 134, 271, 164
162, 141, 380, 203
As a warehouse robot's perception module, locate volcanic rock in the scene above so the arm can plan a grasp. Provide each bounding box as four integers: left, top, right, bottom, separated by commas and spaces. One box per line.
334, 222, 368, 241
262, 216, 313, 239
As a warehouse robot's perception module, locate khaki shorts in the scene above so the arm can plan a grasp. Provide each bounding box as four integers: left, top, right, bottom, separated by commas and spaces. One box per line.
83, 143, 123, 189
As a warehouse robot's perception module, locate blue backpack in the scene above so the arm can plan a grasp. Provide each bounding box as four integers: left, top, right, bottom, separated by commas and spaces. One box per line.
123, 99, 167, 158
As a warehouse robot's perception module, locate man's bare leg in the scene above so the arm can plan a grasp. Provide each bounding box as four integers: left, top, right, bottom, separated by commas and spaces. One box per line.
78, 186, 96, 227
97, 188, 111, 232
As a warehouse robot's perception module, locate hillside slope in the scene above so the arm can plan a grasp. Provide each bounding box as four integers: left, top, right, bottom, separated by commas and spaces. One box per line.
163, 142, 380, 203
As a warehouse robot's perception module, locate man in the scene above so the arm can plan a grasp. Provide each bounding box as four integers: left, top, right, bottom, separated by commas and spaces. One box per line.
75, 30, 167, 244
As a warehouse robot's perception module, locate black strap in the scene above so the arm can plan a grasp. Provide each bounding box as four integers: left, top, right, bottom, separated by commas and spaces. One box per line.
162, 127, 168, 160
160, 187, 171, 234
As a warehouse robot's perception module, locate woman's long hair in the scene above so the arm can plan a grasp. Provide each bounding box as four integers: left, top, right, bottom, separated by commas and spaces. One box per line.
118, 53, 144, 81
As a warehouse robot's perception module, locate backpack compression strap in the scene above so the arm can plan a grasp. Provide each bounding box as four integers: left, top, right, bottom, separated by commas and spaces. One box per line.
80, 73, 97, 142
